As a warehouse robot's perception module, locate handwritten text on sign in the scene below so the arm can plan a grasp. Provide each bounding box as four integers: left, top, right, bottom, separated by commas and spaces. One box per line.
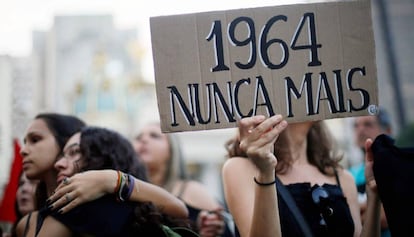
150, 0, 378, 132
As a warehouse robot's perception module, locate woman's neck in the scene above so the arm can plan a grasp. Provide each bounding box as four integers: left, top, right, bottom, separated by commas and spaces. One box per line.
44, 170, 58, 197
148, 164, 167, 187
286, 122, 312, 164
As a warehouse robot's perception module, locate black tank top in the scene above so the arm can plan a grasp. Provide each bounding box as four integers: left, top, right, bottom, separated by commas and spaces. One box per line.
279, 182, 354, 237
235, 171, 354, 237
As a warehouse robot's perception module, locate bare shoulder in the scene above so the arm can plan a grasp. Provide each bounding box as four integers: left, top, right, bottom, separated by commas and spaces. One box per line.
36, 216, 72, 237
337, 168, 356, 185
176, 179, 220, 211
222, 156, 256, 183
16, 212, 38, 237
222, 156, 254, 174
222, 156, 257, 202
15, 215, 28, 237
336, 168, 358, 195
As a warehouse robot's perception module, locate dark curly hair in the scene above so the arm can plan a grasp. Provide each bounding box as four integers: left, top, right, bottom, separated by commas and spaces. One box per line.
77, 126, 189, 235
78, 126, 147, 179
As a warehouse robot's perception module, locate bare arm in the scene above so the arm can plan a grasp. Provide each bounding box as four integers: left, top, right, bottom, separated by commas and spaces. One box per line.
48, 170, 188, 218
223, 115, 287, 237
15, 213, 32, 237
338, 169, 363, 237
341, 139, 381, 237
178, 181, 225, 237
131, 175, 189, 218
223, 157, 281, 237
360, 139, 381, 237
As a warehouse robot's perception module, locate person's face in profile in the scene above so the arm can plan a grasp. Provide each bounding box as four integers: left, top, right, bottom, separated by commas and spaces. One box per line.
16, 172, 39, 216
54, 132, 82, 184
21, 119, 61, 180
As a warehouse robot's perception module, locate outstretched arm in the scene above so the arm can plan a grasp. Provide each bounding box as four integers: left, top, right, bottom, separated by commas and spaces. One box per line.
48, 170, 188, 218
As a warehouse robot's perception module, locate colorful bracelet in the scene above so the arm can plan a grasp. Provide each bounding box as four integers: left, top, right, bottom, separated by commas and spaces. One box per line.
113, 170, 122, 194
114, 172, 137, 202
126, 175, 135, 200
118, 172, 128, 201
254, 176, 276, 186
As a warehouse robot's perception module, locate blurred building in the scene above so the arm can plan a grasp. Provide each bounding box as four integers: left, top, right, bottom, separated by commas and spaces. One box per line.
371, 0, 414, 133
0, 57, 13, 192
0, 56, 34, 197
31, 15, 151, 135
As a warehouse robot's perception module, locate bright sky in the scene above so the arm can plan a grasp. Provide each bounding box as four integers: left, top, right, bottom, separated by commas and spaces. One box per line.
0, 0, 307, 57
0, 0, 314, 81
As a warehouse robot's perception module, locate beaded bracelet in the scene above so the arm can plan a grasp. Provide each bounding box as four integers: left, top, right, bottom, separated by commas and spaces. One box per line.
254, 176, 277, 186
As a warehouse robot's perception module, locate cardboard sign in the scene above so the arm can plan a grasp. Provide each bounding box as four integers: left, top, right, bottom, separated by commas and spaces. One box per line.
150, 0, 378, 132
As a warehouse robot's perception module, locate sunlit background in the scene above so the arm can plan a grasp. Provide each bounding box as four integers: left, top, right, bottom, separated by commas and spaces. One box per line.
1, 0, 413, 208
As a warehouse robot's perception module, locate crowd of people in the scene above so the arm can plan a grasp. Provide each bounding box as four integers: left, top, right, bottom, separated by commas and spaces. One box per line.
0, 107, 406, 237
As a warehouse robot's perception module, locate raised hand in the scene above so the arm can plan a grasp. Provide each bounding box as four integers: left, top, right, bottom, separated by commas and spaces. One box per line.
364, 138, 377, 193
238, 115, 287, 174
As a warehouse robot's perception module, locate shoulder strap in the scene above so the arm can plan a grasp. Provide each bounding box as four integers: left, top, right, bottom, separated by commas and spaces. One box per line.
176, 180, 189, 199
22, 212, 32, 237
275, 176, 314, 237
333, 168, 341, 189
35, 210, 45, 237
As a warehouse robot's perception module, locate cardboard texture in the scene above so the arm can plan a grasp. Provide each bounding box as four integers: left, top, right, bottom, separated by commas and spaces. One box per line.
150, 0, 378, 132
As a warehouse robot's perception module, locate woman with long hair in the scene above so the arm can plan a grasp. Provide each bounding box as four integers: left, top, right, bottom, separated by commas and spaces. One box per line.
222, 115, 381, 237
32, 126, 193, 236
16, 113, 188, 237
133, 122, 230, 237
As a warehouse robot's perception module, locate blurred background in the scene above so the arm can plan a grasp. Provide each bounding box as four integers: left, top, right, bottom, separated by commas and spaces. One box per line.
0, 0, 413, 208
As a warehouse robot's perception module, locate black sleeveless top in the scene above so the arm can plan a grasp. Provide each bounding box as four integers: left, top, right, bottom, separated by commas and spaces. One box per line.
279, 182, 354, 237
235, 172, 354, 237
37, 195, 169, 237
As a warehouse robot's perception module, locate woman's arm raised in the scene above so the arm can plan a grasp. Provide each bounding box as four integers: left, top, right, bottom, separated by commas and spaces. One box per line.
222, 115, 287, 237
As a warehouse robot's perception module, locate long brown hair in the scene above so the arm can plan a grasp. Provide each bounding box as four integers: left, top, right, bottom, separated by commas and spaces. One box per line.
225, 121, 343, 176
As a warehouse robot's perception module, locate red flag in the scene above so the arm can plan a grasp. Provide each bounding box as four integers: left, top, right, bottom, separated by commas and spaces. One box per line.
0, 139, 23, 223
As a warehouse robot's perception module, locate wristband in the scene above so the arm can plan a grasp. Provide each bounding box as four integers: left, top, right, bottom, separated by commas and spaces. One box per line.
254, 176, 276, 186
126, 175, 135, 200
113, 170, 122, 194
